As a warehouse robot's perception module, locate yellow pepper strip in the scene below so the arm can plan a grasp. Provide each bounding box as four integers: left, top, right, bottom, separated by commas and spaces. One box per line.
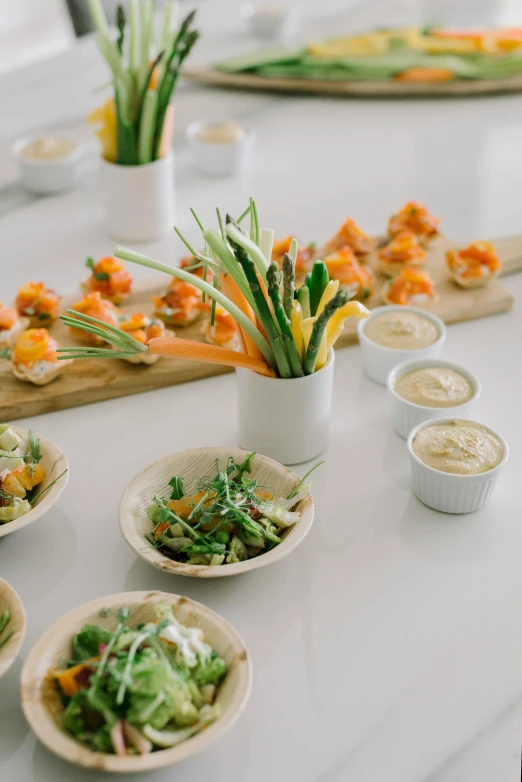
301, 315, 328, 371
291, 300, 304, 360
88, 98, 117, 163
316, 279, 339, 315
327, 301, 370, 350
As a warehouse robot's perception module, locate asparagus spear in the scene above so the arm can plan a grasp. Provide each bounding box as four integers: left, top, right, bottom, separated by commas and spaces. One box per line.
296, 284, 311, 319
227, 218, 292, 379
266, 263, 303, 378
303, 290, 350, 375
281, 253, 296, 320
309, 260, 330, 316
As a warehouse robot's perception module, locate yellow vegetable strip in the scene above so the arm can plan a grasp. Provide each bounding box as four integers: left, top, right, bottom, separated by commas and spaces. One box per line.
327, 301, 370, 350
316, 279, 340, 315
291, 300, 304, 360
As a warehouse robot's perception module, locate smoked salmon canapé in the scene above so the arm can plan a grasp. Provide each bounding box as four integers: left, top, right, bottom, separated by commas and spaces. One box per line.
322, 217, 372, 259
11, 328, 72, 385
388, 201, 440, 244
0, 303, 29, 350
382, 268, 437, 306
118, 312, 173, 365
15, 282, 61, 327
202, 304, 240, 351
271, 236, 315, 273
152, 278, 207, 327
68, 291, 121, 345
82, 256, 133, 304
377, 231, 426, 277
446, 241, 501, 288
324, 247, 374, 300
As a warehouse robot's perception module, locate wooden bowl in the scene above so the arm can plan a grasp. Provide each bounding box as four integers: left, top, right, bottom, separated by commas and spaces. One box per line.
119, 447, 314, 578
21, 590, 252, 773
0, 578, 26, 679
0, 426, 69, 539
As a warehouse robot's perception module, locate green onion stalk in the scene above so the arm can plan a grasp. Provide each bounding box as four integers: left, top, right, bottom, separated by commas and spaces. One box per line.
88, 0, 199, 165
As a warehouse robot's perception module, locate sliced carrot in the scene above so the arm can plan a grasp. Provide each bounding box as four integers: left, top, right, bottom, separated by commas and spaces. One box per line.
154, 521, 170, 540
148, 336, 277, 377
220, 274, 264, 361
396, 67, 454, 82
219, 276, 247, 354
55, 659, 98, 697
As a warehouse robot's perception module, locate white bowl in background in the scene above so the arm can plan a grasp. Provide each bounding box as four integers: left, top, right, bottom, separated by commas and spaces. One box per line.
186, 121, 254, 177
12, 136, 83, 194
241, 3, 300, 38
387, 358, 481, 439
357, 305, 447, 385
407, 417, 508, 514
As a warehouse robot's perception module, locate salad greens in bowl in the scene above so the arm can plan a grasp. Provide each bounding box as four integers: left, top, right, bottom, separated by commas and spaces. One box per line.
21, 591, 251, 772
119, 447, 316, 578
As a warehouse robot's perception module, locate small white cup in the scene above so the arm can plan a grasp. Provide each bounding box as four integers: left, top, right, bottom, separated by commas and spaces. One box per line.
407, 417, 509, 514
241, 3, 300, 38
357, 306, 447, 385
236, 351, 335, 465
99, 153, 175, 242
186, 122, 254, 177
13, 137, 83, 194
387, 358, 481, 439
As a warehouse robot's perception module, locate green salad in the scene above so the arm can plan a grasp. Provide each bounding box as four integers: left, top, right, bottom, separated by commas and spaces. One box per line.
54, 603, 227, 755
147, 453, 316, 567
0, 605, 13, 650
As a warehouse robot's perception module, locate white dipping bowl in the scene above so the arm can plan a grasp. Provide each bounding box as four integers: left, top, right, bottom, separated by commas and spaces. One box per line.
387, 359, 481, 439
357, 305, 446, 385
13, 137, 83, 194
241, 4, 300, 38
407, 417, 508, 514
187, 121, 254, 177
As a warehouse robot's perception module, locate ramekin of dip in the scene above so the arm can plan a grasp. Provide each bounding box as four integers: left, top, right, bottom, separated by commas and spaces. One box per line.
357, 305, 446, 385
12, 136, 83, 194
407, 417, 508, 514
186, 120, 254, 176
387, 358, 481, 439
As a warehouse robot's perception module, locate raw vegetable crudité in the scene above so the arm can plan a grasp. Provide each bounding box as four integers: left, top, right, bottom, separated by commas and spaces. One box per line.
146, 453, 318, 567
53, 603, 226, 755
56, 199, 370, 376
0, 425, 67, 524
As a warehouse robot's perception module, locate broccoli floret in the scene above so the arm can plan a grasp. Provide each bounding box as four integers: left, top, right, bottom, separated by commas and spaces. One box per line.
72, 625, 112, 661
193, 653, 227, 687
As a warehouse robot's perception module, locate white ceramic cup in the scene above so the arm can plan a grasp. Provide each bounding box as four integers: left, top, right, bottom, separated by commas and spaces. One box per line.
407, 417, 509, 514
236, 351, 335, 465
13, 137, 83, 194
186, 122, 254, 177
357, 305, 447, 385
99, 153, 175, 242
387, 358, 481, 439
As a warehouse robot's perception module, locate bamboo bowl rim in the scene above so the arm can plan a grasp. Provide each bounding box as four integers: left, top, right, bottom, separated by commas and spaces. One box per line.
20, 590, 252, 772
0, 426, 69, 539
0, 577, 26, 680
118, 446, 315, 578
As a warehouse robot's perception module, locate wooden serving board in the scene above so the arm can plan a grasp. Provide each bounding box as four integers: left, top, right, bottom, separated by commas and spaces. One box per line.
1, 235, 521, 422
184, 66, 522, 98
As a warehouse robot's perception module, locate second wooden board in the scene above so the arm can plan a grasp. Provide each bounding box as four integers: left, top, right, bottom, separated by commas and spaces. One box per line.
0, 235, 519, 422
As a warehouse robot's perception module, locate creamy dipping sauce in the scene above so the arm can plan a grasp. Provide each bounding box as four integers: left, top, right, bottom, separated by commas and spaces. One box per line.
365, 311, 439, 350
196, 121, 246, 145
412, 420, 504, 475
395, 367, 474, 408
19, 138, 76, 161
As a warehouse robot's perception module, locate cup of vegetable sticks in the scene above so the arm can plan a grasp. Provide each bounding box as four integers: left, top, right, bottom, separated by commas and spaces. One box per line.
236, 350, 335, 464
86, 0, 198, 239
100, 152, 176, 241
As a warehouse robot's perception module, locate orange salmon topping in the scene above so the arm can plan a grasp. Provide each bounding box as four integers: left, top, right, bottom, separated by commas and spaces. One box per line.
388, 202, 439, 240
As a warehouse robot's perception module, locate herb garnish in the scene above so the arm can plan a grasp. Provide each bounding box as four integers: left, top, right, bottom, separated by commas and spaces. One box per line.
86, 257, 110, 281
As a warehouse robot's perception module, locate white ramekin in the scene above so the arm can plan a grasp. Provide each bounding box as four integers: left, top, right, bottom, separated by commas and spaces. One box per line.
357, 305, 447, 385
186, 121, 254, 176
12, 137, 83, 194
387, 358, 481, 439
407, 417, 509, 514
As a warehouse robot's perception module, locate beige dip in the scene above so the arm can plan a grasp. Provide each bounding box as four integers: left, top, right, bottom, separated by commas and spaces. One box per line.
365, 311, 439, 350
412, 420, 504, 475
395, 367, 474, 408
20, 138, 76, 160
196, 121, 246, 144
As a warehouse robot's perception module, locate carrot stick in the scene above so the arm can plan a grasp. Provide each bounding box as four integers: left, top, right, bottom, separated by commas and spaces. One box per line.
219, 275, 247, 354
148, 336, 277, 377
220, 274, 264, 361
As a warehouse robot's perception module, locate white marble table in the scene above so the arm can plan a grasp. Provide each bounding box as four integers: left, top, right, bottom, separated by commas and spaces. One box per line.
2, 3, 522, 781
